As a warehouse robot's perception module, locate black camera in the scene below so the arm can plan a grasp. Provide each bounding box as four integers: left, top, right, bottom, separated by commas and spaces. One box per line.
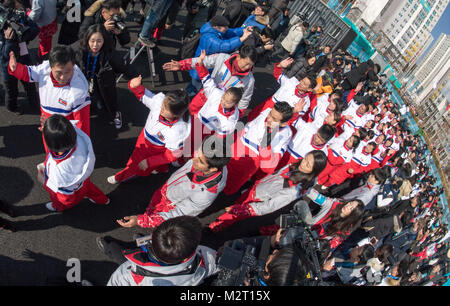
275, 203, 329, 285
112, 14, 126, 31
0, 4, 30, 42
212, 239, 268, 286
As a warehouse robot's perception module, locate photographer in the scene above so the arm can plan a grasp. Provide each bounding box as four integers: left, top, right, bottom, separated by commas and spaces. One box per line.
241, 27, 274, 61
79, 0, 130, 48
0, 0, 39, 114
212, 224, 328, 286
102, 216, 219, 286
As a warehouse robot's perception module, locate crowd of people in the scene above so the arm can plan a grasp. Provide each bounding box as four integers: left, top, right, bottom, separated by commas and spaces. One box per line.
0, 0, 449, 287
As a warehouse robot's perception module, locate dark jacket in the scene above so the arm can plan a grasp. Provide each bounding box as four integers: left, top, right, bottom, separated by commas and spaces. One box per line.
284, 55, 314, 79
223, 0, 256, 28
242, 31, 267, 57
78, 5, 130, 47
269, 11, 290, 37
383, 225, 417, 263
362, 213, 402, 240
343, 60, 378, 89
75, 46, 137, 106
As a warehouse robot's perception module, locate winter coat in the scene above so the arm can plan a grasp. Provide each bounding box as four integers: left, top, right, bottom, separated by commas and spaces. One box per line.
75, 47, 137, 107
188, 22, 244, 81
241, 14, 270, 30
343, 60, 378, 89
269, 12, 290, 37
280, 23, 304, 54
195, 22, 243, 57
283, 55, 313, 80
242, 31, 267, 57
58, 0, 95, 45
223, 0, 257, 28
107, 246, 218, 286
361, 214, 402, 240
383, 225, 417, 263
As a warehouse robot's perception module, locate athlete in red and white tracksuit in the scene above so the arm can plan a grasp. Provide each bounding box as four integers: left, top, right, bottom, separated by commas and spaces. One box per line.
209, 164, 310, 232
367, 140, 391, 171
111, 83, 191, 183
277, 118, 328, 170
178, 53, 255, 117
107, 245, 218, 286
8, 60, 91, 137
307, 93, 335, 124
247, 63, 311, 123
41, 124, 108, 211
323, 144, 374, 187
187, 63, 240, 155
339, 100, 368, 140
317, 136, 356, 186
223, 108, 292, 195
136, 159, 227, 228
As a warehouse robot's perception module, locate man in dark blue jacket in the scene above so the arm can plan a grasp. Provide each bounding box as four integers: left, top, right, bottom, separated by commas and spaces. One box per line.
0, 0, 39, 114
187, 15, 253, 96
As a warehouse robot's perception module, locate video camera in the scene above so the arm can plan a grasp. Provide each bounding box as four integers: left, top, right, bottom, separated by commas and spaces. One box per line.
212, 201, 327, 286
275, 203, 328, 285
0, 4, 30, 42
212, 238, 268, 286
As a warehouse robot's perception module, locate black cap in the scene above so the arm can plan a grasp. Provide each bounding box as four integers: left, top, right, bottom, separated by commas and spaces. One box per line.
210, 15, 230, 27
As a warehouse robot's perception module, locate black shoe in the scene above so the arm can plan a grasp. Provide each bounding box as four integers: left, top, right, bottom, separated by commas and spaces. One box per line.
6, 106, 23, 115
0, 217, 16, 232
0, 199, 15, 217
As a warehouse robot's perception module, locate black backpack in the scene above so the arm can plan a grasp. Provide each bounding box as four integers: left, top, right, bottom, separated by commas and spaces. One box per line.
179, 30, 202, 60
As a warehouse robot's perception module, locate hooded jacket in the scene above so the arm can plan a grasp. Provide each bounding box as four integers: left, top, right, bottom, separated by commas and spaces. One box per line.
107, 245, 218, 286
189, 22, 243, 81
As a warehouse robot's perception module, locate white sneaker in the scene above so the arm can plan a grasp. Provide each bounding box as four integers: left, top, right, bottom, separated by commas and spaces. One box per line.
114, 111, 122, 130
45, 202, 58, 212
107, 175, 118, 184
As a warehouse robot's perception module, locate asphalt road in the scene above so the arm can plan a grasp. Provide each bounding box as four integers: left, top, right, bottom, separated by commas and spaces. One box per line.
0, 7, 290, 285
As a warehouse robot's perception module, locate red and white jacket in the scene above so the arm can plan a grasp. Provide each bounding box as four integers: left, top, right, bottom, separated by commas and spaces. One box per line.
196, 64, 239, 136
43, 123, 94, 195
287, 118, 328, 160
179, 53, 255, 112
107, 245, 218, 286
9, 61, 91, 136
340, 100, 368, 139
129, 83, 191, 161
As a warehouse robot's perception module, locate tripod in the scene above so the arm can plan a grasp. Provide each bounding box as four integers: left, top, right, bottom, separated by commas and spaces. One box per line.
116, 40, 156, 87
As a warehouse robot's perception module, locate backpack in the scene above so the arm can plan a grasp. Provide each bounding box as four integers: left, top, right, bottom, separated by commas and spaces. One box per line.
179, 30, 201, 59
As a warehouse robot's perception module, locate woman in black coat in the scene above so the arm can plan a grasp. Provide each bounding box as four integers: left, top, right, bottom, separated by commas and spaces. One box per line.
76, 24, 137, 129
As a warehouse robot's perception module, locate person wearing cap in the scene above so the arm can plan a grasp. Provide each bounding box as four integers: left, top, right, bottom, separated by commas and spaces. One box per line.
186, 15, 254, 96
